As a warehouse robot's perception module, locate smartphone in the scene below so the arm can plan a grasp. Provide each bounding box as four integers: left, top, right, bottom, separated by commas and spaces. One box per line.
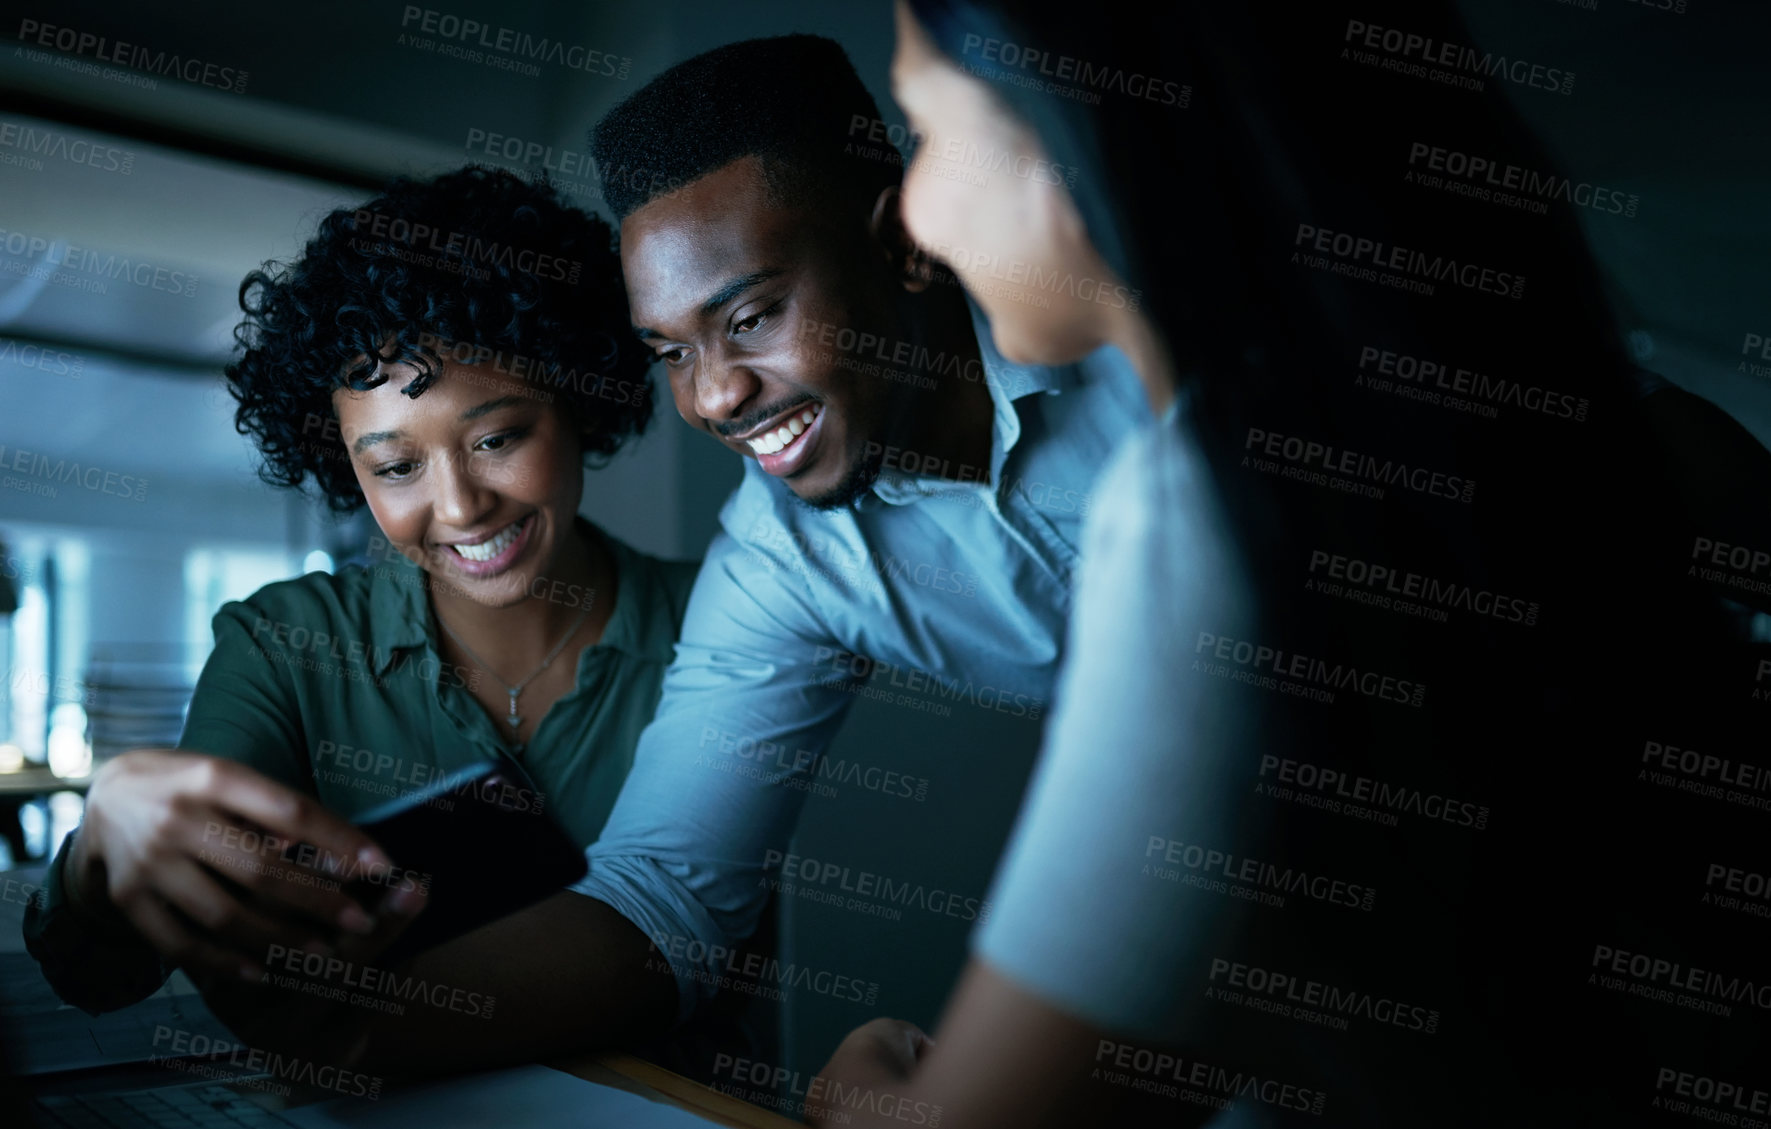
349, 754, 587, 963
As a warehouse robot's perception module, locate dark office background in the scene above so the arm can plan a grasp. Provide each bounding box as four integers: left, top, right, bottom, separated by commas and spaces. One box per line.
1, 0, 1768, 1083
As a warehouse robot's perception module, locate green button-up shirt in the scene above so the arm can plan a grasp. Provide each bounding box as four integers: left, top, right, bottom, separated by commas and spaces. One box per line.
24, 522, 696, 1013
182, 525, 696, 848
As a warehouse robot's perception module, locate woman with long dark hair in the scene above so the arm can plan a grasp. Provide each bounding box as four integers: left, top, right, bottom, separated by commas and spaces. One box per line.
812, 2, 1764, 1124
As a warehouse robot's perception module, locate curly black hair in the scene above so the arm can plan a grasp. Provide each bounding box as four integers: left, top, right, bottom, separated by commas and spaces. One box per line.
227, 165, 654, 513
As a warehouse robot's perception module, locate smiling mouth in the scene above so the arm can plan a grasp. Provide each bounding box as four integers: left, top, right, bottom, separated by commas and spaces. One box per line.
446, 515, 527, 562
743, 404, 822, 457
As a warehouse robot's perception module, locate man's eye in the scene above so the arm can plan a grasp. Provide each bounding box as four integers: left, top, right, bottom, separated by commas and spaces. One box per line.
374, 460, 416, 479
656, 346, 689, 366
734, 300, 782, 336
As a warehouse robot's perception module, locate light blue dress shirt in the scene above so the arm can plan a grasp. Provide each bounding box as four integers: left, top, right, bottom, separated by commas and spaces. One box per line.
573, 309, 1145, 1023
973, 399, 1255, 1034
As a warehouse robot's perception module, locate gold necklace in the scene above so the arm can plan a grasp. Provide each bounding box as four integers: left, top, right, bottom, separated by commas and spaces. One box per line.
434, 599, 594, 732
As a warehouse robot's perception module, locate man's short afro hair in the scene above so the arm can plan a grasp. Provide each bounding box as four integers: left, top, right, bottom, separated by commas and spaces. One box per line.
592, 33, 898, 221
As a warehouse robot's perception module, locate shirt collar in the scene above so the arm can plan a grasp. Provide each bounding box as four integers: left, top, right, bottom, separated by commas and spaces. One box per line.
366, 545, 435, 677
364, 518, 663, 677
869, 298, 1071, 507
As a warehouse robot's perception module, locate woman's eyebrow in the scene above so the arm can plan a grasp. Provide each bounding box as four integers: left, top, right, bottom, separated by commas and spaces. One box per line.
351, 429, 401, 455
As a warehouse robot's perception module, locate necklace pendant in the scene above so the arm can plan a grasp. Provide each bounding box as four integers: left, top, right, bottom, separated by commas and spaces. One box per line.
507, 689, 522, 728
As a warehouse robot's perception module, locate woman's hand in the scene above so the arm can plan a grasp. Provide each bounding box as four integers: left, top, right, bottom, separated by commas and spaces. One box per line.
809, 1018, 934, 1126
67, 748, 416, 985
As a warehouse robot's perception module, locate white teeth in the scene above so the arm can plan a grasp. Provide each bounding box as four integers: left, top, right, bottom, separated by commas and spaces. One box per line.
452, 519, 521, 562
746, 404, 821, 457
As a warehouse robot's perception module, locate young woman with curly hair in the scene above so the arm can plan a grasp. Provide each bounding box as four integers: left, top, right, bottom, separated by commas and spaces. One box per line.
24, 167, 697, 1040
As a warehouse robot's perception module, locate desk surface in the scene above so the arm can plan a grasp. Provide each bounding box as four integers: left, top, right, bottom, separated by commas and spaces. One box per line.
0, 767, 90, 796
558, 1054, 805, 1129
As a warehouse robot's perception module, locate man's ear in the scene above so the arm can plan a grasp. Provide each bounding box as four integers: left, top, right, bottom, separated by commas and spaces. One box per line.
868, 186, 939, 294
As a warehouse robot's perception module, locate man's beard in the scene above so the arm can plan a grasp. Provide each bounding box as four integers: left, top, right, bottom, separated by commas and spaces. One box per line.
795, 443, 885, 511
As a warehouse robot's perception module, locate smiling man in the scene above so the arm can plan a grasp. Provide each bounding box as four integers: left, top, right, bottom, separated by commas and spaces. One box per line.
570, 32, 1148, 1040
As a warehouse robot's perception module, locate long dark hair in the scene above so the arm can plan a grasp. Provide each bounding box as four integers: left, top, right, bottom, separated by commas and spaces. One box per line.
906, 0, 1756, 1120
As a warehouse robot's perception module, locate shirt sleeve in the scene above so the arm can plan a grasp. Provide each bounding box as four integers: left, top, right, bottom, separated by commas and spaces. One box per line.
176, 599, 309, 785
972, 416, 1259, 1039
573, 525, 853, 1027
25, 597, 313, 1013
